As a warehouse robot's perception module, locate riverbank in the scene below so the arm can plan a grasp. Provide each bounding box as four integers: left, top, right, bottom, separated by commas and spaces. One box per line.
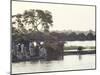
12, 50, 96, 63
64, 46, 95, 50
64, 50, 96, 55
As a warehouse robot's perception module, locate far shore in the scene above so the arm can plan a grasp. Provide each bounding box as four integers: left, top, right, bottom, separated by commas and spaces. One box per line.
64, 46, 95, 50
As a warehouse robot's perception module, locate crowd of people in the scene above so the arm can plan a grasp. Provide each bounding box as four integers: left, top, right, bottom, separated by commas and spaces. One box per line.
12, 41, 47, 61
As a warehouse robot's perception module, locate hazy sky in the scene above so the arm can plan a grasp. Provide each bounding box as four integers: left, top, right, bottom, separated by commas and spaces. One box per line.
12, 1, 95, 31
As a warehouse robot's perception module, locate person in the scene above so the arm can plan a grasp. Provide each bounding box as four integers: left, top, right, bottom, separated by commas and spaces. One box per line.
34, 44, 40, 57
17, 43, 21, 53
39, 45, 47, 59
24, 40, 29, 55
29, 42, 34, 56
21, 43, 24, 55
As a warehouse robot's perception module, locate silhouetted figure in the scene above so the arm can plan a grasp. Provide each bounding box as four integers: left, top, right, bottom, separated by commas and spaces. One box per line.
78, 46, 83, 60
24, 40, 29, 55
34, 45, 40, 57
78, 46, 83, 53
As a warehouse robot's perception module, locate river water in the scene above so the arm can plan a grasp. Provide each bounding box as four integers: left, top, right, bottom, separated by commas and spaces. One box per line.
12, 54, 95, 74
64, 41, 95, 47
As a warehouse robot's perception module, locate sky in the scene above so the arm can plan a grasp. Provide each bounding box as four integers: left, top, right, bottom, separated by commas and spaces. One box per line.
12, 1, 95, 31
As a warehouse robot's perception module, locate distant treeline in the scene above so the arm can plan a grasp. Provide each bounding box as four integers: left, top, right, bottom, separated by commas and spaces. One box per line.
50, 31, 96, 41
12, 27, 95, 42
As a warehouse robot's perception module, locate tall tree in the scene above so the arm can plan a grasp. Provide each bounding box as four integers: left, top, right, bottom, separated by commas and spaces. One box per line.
12, 9, 53, 32
12, 9, 53, 42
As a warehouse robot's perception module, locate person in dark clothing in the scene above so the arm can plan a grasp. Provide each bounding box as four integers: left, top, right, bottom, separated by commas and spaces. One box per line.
34, 45, 40, 57
24, 40, 29, 54
18, 43, 21, 52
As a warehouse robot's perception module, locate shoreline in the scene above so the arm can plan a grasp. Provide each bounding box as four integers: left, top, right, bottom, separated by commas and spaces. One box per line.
12, 50, 96, 63
64, 50, 95, 55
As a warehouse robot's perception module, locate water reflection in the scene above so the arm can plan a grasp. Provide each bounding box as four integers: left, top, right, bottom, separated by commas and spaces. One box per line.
12, 54, 95, 74
79, 54, 82, 60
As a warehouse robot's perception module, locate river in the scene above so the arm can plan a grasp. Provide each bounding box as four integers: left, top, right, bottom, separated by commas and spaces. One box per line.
12, 54, 95, 74
64, 41, 95, 47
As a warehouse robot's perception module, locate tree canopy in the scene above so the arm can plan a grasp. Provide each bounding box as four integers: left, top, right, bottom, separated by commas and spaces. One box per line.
12, 9, 53, 32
